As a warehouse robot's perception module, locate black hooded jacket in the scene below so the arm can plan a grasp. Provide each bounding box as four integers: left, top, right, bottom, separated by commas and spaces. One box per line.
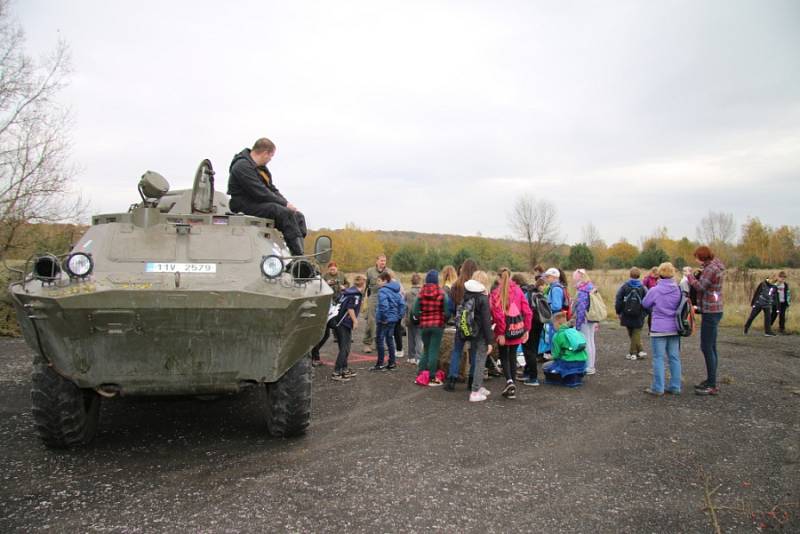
227, 149, 288, 209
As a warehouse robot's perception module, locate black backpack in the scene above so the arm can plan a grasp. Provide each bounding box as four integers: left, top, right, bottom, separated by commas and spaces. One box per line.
455, 295, 479, 340
675, 292, 696, 337
528, 290, 552, 323
622, 285, 643, 316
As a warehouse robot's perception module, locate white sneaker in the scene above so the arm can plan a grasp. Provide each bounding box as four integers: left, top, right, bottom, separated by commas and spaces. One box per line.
406, 358, 418, 365
479, 387, 491, 396
396, 350, 404, 358
469, 391, 487, 402
638, 351, 647, 357
626, 354, 637, 360
585, 368, 596, 375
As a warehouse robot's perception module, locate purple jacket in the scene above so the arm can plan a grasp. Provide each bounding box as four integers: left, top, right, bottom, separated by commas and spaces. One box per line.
642, 278, 681, 334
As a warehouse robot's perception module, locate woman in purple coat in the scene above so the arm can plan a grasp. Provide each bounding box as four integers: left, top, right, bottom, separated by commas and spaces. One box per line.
641, 262, 682, 396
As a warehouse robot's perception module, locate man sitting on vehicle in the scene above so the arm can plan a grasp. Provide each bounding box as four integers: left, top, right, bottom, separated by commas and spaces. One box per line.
227, 137, 307, 256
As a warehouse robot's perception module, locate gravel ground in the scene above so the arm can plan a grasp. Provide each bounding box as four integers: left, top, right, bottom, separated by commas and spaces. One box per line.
0, 323, 798, 533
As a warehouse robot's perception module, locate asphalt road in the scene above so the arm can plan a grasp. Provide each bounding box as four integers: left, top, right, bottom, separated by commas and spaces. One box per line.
1, 324, 798, 533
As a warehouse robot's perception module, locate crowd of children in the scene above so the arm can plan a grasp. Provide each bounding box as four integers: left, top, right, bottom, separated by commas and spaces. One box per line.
319, 246, 789, 401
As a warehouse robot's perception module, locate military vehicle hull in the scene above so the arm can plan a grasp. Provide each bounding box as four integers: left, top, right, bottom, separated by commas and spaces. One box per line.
9, 161, 333, 447
13, 285, 329, 395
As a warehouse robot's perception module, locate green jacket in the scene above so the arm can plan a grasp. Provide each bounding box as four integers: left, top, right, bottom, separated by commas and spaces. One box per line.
323, 272, 349, 295
551, 324, 588, 362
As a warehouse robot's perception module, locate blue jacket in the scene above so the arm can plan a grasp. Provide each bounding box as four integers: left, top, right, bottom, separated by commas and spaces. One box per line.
377, 280, 406, 323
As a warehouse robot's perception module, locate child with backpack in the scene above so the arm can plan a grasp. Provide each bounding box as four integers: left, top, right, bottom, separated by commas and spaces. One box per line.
332, 275, 366, 381
371, 272, 406, 371
538, 268, 565, 357
513, 273, 544, 386
615, 267, 648, 360
641, 263, 683, 396
405, 273, 423, 365
489, 268, 533, 399
459, 270, 495, 402
445, 259, 480, 391
543, 311, 588, 386
572, 269, 600, 375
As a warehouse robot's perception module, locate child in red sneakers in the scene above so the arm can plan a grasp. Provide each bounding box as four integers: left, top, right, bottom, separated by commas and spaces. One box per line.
414, 270, 451, 386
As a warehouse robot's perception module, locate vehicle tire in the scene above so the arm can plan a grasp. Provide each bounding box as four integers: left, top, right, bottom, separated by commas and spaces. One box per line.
265, 354, 312, 437
30, 364, 101, 448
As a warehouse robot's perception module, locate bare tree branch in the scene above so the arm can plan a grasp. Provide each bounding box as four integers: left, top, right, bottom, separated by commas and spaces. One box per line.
507, 194, 560, 268
0, 0, 83, 259
696, 211, 736, 246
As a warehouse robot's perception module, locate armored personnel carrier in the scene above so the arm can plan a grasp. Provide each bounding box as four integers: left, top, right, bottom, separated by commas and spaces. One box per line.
8, 160, 333, 448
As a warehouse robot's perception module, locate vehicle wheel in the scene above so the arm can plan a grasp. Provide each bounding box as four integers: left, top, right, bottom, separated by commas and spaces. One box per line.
30, 364, 101, 448
265, 354, 312, 437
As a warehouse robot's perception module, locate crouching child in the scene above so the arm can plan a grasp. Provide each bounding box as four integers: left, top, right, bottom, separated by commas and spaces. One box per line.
332, 275, 366, 381
543, 311, 588, 387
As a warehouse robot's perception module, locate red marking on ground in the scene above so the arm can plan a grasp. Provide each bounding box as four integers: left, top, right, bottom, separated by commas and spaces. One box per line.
320, 352, 375, 364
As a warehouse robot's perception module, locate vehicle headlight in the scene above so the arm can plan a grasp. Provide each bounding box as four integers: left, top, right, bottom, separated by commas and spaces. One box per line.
260, 255, 283, 279
64, 253, 94, 278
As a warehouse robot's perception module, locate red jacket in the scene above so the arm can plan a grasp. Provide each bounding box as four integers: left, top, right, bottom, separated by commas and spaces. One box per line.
489, 281, 533, 346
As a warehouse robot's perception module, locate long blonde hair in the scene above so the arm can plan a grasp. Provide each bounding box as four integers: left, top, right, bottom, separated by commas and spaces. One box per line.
440, 265, 457, 288
498, 268, 511, 312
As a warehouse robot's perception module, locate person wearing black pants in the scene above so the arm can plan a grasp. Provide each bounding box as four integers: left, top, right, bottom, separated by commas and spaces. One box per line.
771, 272, 790, 334
745, 276, 778, 336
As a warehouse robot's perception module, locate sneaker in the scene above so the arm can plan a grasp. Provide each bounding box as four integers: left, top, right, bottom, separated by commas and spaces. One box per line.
516, 374, 530, 383
585, 368, 596, 375
523, 378, 540, 387
469, 391, 487, 402
331, 372, 350, 382
626, 354, 637, 361
362, 346, 373, 353
637, 351, 647, 358
695, 385, 719, 396
395, 350, 404, 358
428, 378, 444, 387
665, 388, 681, 395
643, 387, 664, 397
311, 359, 324, 367
444, 377, 456, 391
415, 370, 430, 386
764, 332, 776, 337
502, 382, 516, 398
694, 380, 709, 390
478, 387, 491, 396
385, 363, 397, 370
406, 358, 418, 365
342, 369, 358, 378
369, 364, 386, 371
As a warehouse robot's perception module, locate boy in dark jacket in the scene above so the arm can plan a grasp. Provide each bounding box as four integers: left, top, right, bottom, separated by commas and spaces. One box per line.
745, 276, 778, 336
465, 271, 495, 402
372, 272, 406, 371
615, 267, 649, 360
332, 275, 366, 381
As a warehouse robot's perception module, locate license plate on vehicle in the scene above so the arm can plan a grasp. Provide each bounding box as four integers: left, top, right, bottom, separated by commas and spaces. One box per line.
144, 262, 217, 273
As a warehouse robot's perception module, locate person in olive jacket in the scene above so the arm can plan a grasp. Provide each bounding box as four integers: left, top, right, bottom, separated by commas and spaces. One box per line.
615, 267, 648, 360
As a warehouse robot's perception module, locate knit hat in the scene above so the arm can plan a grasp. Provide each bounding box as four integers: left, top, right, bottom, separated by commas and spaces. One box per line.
425, 270, 439, 285
544, 267, 560, 278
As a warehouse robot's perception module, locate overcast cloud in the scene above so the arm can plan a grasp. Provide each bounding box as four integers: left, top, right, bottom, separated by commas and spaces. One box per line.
18, 0, 800, 244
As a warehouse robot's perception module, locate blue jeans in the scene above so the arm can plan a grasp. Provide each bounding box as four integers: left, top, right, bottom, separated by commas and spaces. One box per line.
376, 321, 397, 366
650, 335, 681, 393
700, 312, 722, 387
448, 335, 477, 379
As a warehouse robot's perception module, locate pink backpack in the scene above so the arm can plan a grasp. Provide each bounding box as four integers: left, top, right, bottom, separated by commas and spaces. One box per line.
415, 370, 430, 386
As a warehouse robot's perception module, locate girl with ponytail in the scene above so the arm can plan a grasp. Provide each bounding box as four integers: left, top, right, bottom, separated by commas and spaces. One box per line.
489, 268, 533, 399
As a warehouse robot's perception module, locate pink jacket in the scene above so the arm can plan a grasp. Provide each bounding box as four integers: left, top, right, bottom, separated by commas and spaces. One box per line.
489, 281, 533, 346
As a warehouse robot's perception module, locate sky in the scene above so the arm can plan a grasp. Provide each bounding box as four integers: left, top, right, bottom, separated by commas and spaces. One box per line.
17, 0, 800, 245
